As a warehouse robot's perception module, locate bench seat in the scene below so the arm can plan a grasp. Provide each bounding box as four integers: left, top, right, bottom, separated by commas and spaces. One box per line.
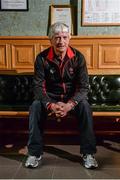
0, 74, 120, 136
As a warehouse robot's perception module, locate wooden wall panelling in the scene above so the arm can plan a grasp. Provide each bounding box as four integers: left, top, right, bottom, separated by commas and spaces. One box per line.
97, 38, 120, 74
70, 37, 99, 74
0, 43, 10, 70
11, 43, 38, 73
99, 41, 120, 69
72, 44, 94, 69
0, 36, 120, 74
39, 42, 50, 53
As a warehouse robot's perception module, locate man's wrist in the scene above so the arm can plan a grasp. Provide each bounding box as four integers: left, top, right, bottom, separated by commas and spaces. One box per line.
66, 102, 73, 111
46, 102, 56, 110
67, 100, 78, 110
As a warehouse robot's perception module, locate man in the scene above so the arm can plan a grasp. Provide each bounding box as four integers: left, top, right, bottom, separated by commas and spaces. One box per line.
25, 22, 98, 169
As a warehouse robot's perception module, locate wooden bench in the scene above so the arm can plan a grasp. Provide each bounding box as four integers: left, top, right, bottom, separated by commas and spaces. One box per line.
0, 74, 120, 137
0, 111, 120, 117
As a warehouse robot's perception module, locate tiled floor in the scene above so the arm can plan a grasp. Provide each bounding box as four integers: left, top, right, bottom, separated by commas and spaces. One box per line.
0, 138, 120, 179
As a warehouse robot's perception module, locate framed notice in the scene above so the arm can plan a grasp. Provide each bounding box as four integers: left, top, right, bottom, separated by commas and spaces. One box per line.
0, 0, 28, 11
82, 0, 120, 26
50, 5, 74, 35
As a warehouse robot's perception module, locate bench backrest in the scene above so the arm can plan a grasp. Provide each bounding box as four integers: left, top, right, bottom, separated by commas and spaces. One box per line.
0, 75, 120, 111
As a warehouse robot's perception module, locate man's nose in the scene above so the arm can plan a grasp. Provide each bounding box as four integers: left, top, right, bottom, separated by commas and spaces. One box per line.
59, 37, 64, 42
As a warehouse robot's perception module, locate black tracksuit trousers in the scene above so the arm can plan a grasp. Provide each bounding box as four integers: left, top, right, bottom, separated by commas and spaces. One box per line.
27, 100, 97, 157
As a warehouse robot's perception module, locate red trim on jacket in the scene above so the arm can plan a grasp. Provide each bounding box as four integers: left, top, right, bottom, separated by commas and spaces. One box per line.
47, 46, 75, 61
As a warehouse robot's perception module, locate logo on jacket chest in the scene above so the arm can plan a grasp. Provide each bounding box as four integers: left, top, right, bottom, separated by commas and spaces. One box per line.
69, 67, 74, 75
50, 68, 55, 74
49, 67, 74, 76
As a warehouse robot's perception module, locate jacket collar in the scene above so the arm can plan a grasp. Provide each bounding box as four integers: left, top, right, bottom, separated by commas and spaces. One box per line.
47, 46, 75, 61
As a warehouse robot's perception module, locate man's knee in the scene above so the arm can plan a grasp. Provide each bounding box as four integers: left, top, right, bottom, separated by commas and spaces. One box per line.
30, 100, 41, 112
77, 99, 90, 110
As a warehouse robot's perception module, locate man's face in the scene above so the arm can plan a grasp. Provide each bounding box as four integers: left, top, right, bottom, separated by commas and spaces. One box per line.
50, 31, 70, 55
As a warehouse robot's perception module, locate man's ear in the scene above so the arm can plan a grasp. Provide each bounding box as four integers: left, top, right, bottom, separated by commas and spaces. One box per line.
50, 39, 53, 44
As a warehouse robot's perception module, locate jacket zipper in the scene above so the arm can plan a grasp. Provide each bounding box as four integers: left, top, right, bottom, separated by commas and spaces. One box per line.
48, 58, 70, 96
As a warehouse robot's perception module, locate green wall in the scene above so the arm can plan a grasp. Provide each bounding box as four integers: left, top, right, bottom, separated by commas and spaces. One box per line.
0, 0, 120, 36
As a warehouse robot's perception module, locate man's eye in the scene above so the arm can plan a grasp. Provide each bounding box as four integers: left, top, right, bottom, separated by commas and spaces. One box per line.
54, 36, 68, 41
55, 37, 59, 40
63, 36, 67, 39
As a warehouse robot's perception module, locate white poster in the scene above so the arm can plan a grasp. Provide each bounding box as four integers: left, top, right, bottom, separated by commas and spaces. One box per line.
83, 0, 120, 25
1, 0, 28, 10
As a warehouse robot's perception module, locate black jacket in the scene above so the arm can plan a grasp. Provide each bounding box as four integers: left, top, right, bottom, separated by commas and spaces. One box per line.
33, 46, 89, 108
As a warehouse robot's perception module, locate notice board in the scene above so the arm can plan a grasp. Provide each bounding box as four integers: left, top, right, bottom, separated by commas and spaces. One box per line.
82, 0, 120, 26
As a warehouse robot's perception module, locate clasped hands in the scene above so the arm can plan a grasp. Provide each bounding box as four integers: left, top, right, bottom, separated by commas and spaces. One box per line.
50, 102, 74, 118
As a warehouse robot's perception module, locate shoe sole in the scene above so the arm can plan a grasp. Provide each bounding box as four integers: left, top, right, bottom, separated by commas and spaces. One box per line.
84, 164, 98, 169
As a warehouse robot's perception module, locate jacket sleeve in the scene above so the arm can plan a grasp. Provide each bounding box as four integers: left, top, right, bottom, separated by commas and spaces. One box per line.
69, 53, 89, 104
33, 54, 51, 107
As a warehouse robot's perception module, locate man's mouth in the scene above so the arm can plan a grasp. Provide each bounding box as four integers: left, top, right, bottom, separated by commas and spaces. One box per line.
57, 45, 64, 48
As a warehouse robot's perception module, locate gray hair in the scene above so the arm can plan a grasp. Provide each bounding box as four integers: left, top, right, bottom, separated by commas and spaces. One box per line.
48, 22, 70, 39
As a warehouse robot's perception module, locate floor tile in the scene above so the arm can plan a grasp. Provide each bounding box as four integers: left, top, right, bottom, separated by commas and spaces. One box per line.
53, 166, 91, 179
0, 139, 119, 179
84, 168, 120, 179
14, 165, 54, 179
0, 155, 24, 166
0, 166, 20, 179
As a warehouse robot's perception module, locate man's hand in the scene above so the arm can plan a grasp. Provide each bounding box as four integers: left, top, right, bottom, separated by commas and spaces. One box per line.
49, 102, 75, 118
50, 103, 61, 115
55, 102, 74, 117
